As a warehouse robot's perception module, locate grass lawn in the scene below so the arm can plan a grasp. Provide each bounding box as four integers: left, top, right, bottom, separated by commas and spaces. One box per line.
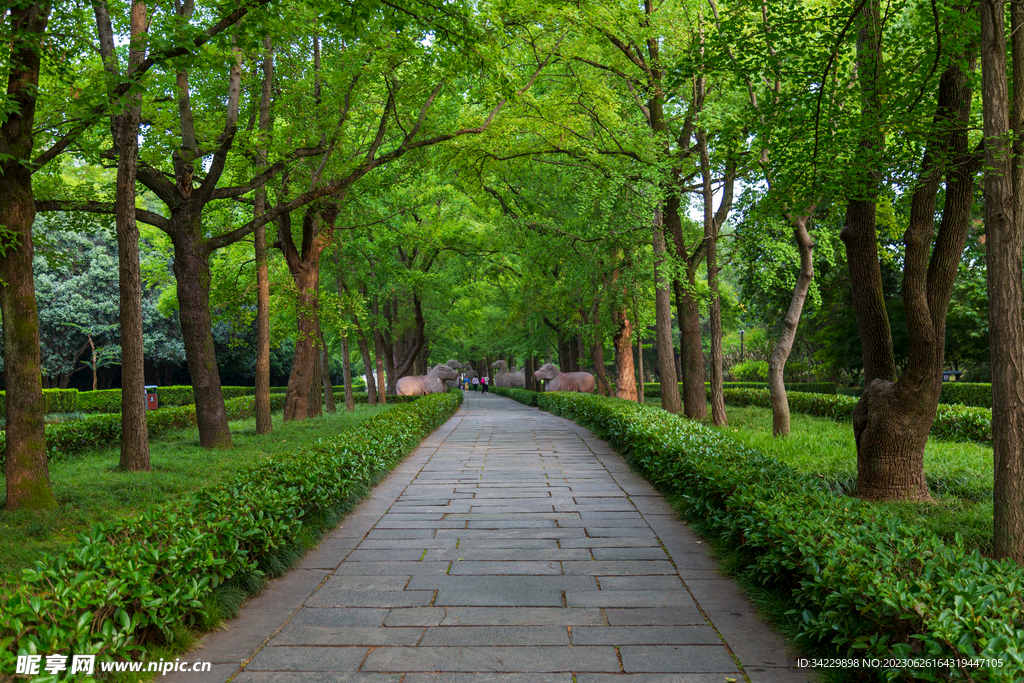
0, 405, 393, 578
646, 398, 995, 554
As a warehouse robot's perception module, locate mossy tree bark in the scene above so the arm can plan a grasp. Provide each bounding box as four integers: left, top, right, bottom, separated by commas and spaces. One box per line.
1, 2, 57, 511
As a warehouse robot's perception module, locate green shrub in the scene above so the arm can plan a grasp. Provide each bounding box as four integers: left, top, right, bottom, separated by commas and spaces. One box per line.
940, 382, 991, 408
0, 389, 78, 415
77, 389, 121, 413
492, 387, 540, 405
729, 359, 769, 381
503, 391, 1023, 682
0, 392, 461, 672
721, 388, 992, 444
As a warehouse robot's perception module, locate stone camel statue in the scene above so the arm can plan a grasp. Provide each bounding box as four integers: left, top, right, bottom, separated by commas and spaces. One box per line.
491, 360, 525, 388
444, 360, 463, 388
396, 363, 459, 396
533, 363, 596, 393
462, 362, 479, 381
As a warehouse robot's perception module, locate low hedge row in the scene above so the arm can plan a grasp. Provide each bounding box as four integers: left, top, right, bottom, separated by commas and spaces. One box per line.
0, 389, 78, 415
1, 391, 460, 674
78, 386, 384, 414
722, 388, 992, 444
0, 394, 288, 467
77, 386, 290, 414
642, 382, 838, 398
504, 391, 1022, 682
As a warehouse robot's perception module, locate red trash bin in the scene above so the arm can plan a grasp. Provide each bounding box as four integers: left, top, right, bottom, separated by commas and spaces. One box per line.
145, 385, 159, 410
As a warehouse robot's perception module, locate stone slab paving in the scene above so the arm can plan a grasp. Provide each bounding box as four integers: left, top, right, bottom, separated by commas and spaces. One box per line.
167, 393, 815, 683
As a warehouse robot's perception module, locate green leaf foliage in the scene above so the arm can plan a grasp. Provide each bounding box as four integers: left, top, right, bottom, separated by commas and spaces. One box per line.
0, 392, 461, 671
500, 391, 1022, 681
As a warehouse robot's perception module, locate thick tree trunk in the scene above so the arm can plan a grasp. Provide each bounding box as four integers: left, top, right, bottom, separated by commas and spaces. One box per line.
342, 335, 355, 411
115, 0, 150, 471
840, 0, 896, 387
613, 305, 637, 402
0, 173, 56, 511
675, 277, 707, 419
284, 267, 318, 422
983, 0, 1024, 562
254, 36, 274, 435
1, 2, 57, 511
171, 232, 232, 448
854, 54, 976, 501
653, 208, 681, 413
769, 214, 815, 437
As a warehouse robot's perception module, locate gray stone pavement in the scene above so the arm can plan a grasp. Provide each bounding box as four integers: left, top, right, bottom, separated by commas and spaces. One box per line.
167, 392, 815, 683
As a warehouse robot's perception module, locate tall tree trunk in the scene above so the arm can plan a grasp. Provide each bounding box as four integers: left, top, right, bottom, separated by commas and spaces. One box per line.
698, 131, 727, 426
675, 276, 707, 419
322, 338, 336, 413
768, 213, 815, 437
254, 36, 274, 435
636, 335, 645, 404
342, 335, 355, 411
653, 207, 681, 413
983, 0, 1024, 562
373, 328, 387, 402
309, 330, 323, 419
171, 233, 232, 448
841, 0, 896, 387
114, 0, 151, 471
357, 334, 377, 405
284, 265, 319, 422
613, 304, 637, 402
852, 50, 976, 500
1, 1, 57, 511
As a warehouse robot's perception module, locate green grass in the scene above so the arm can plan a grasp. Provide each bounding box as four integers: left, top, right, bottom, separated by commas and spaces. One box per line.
647, 398, 995, 554
0, 405, 392, 578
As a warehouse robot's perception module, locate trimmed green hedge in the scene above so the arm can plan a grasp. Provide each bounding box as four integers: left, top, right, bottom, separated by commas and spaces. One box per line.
0, 394, 288, 467
78, 386, 390, 414
641, 382, 838, 398
492, 387, 540, 405
940, 382, 991, 408
1, 391, 460, 672
0, 389, 78, 415
505, 391, 1022, 682
722, 388, 992, 444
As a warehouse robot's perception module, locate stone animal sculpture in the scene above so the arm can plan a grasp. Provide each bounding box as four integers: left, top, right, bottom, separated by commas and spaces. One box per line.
491, 360, 526, 388
462, 363, 479, 381
396, 363, 459, 396
533, 363, 596, 393
444, 360, 463, 388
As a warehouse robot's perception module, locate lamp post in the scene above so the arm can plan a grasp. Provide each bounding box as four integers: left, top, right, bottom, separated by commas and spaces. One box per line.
739, 329, 744, 362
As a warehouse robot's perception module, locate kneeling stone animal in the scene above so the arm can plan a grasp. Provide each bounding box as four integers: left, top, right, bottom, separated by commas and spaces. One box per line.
396, 363, 459, 396
533, 363, 595, 393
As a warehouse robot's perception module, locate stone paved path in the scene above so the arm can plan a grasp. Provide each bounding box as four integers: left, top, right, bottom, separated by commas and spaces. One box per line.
171, 392, 812, 683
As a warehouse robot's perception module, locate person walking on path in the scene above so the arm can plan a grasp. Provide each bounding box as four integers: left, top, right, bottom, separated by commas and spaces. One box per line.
481, 375, 489, 394
472, 376, 480, 392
